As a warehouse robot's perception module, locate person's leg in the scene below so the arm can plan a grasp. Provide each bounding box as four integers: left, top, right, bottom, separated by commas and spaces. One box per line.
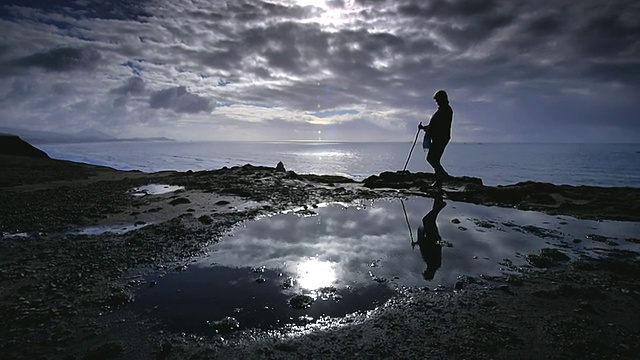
427, 140, 449, 179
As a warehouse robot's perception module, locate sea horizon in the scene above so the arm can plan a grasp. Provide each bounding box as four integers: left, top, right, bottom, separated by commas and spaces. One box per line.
39, 140, 640, 188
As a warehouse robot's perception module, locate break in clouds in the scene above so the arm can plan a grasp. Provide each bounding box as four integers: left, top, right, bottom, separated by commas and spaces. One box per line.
0, 0, 639, 142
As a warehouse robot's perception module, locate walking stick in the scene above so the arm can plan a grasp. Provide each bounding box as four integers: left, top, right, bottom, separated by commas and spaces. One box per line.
402, 122, 422, 171
400, 198, 414, 246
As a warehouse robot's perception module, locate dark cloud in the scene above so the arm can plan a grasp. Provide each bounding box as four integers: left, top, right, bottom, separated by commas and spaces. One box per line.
574, 11, 640, 57
110, 76, 146, 108
110, 76, 146, 95
397, 0, 499, 18
9, 47, 101, 73
2, 79, 35, 103
149, 86, 214, 114
397, 0, 516, 49
0, 0, 152, 21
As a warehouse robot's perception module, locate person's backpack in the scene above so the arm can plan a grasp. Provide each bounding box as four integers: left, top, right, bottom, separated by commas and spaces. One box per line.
422, 130, 431, 151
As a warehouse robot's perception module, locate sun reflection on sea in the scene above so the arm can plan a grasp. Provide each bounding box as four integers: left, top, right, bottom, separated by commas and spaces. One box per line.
296, 258, 337, 291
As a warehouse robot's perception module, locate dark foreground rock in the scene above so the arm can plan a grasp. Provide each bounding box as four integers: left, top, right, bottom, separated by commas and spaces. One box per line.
0, 155, 639, 359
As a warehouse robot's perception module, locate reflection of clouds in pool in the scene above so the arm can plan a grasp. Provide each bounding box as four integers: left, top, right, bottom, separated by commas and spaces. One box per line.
194, 198, 640, 289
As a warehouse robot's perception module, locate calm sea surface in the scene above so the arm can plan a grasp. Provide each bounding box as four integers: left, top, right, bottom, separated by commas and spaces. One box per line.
40, 141, 640, 187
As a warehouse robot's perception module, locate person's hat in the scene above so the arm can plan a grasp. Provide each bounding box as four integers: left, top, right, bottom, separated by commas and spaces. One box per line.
433, 90, 448, 102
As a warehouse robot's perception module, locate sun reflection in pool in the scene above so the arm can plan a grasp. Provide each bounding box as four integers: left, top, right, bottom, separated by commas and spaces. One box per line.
296, 258, 337, 291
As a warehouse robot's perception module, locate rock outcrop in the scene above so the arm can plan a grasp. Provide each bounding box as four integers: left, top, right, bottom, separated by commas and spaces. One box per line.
0, 134, 50, 158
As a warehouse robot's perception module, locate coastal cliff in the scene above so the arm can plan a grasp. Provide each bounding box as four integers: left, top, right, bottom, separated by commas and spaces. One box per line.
0, 134, 50, 158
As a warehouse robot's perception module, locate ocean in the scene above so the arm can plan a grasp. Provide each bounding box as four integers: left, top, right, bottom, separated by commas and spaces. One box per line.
40, 141, 640, 187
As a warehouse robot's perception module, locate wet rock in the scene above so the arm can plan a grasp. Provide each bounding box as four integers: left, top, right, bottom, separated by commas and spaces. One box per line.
281, 277, 295, 289
207, 316, 240, 333
456, 275, 478, 285
274, 343, 298, 352
169, 198, 190, 206
157, 341, 172, 360
198, 215, 213, 225
474, 219, 495, 229
298, 174, 355, 184
586, 234, 608, 243
318, 287, 340, 301
526, 192, 556, 205
540, 248, 570, 261
533, 284, 606, 300
505, 275, 523, 286
526, 255, 553, 268
520, 225, 563, 239
83, 341, 124, 359
288, 294, 314, 309
526, 248, 570, 268
297, 315, 314, 324
252, 266, 266, 273
496, 285, 514, 295
174, 265, 187, 271
275, 161, 286, 172
368, 271, 387, 283
107, 289, 133, 307
577, 301, 596, 313
215, 200, 230, 206
451, 218, 461, 224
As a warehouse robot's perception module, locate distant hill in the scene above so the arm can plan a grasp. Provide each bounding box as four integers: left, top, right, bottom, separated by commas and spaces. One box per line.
0, 127, 175, 144
74, 128, 117, 141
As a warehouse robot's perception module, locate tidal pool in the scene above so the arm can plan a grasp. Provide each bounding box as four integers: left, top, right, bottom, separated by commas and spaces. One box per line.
131, 197, 640, 334
131, 184, 185, 197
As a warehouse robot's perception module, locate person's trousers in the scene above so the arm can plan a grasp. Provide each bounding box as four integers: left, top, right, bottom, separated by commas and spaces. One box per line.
427, 139, 449, 179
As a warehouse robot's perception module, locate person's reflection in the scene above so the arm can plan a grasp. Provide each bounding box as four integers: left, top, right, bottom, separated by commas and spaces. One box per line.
412, 196, 447, 280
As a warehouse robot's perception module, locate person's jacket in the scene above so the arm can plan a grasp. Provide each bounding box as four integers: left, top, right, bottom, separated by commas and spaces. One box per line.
428, 104, 453, 141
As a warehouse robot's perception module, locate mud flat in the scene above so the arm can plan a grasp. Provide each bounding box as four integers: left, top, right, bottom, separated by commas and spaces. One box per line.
1, 155, 639, 359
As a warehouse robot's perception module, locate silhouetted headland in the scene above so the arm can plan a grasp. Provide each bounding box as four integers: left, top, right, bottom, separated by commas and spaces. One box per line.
0, 134, 50, 158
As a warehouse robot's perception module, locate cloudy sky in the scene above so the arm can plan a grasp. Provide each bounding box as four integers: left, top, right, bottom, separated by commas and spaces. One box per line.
1, 0, 638, 142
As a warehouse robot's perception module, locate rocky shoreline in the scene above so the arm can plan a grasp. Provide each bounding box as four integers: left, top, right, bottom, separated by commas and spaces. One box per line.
1, 154, 639, 359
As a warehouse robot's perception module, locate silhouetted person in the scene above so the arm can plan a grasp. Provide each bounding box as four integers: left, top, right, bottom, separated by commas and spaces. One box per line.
419, 90, 453, 187
412, 196, 446, 280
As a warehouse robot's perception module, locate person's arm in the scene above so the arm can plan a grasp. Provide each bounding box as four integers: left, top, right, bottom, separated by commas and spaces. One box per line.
426, 110, 440, 135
